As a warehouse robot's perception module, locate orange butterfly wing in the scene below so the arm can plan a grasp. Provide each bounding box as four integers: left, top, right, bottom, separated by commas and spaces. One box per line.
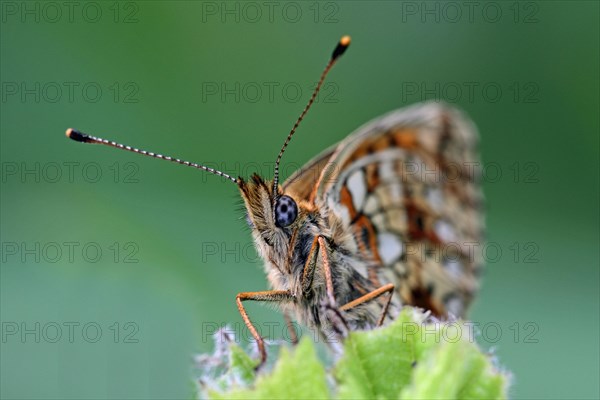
286, 102, 484, 317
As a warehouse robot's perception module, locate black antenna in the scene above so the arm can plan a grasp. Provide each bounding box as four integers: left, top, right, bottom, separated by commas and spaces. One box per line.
65, 128, 238, 184
272, 35, 351, 197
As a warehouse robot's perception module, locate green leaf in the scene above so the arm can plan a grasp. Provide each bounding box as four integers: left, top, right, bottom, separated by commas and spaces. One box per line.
400, 336, 508, 400
334, 308, 508, 400
209, 339, 330, 400
200, 307, 509, 400
397, 317, 509, 400
229, 343, 257, 385
335, 309, 418, 399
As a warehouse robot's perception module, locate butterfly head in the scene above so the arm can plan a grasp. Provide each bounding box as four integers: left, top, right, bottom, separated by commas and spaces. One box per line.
238, 174, 309, 273
239, 173, 302, 226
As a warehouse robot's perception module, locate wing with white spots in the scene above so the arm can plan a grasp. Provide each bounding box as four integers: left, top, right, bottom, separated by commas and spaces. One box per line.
315, 102, 484, 317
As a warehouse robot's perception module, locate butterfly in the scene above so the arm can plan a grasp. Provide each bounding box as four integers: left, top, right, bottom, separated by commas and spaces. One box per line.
66, 36, 484, 368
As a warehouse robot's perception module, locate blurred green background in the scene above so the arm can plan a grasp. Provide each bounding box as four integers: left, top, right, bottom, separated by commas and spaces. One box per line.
1, 1, 598, 399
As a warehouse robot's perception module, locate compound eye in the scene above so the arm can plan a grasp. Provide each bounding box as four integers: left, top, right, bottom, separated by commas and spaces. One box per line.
275, 195, 298, 228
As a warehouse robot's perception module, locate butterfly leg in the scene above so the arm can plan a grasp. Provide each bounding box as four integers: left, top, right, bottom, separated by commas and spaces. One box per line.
301, 236, 320, 294
236, 290, 294, 368
302, 236, 349, 339
340, 283, 395, 326
301, 236, 337, 305
318, 236, 337, 304
284, 312, 299, 345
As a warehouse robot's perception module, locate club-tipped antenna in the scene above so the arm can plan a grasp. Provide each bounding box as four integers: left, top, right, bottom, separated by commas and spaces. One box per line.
65, 128, 238, 184
272, 35, 351, 197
